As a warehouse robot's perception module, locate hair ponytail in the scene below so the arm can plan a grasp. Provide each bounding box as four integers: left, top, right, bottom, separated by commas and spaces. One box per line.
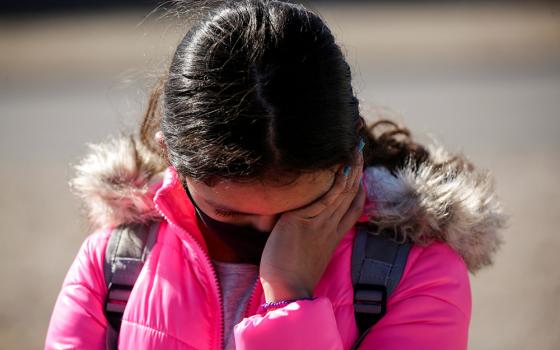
360, 119, 430, 174
140, 76, 166, 160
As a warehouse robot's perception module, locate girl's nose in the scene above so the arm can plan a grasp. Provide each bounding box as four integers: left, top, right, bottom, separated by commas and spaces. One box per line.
250, 214, 280, 233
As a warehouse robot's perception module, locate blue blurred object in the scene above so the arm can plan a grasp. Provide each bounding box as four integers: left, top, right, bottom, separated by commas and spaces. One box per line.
343, 137, 365, 176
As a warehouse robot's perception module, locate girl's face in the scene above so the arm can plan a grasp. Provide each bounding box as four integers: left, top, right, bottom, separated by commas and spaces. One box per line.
184, 167, 340, 233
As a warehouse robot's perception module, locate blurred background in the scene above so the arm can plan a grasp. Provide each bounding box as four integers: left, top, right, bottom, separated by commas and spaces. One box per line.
1, 1, 559, 349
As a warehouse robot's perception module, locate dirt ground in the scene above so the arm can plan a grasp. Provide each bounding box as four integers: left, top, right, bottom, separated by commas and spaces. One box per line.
1, 3, 559, 349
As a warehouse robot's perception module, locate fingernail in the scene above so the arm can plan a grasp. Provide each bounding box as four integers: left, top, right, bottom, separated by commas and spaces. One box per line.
358, 137, 365, 153
343, 165, 351, 177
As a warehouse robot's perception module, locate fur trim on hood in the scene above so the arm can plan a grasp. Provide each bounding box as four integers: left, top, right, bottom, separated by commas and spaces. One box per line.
69, 134, 507, 274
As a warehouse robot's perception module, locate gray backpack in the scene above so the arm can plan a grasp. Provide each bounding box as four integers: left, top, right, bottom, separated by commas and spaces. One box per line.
103, 221, 412, 349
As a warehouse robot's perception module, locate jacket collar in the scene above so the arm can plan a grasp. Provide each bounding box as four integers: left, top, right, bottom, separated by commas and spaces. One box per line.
69, 134, 507, 274
152, 165, 208, 250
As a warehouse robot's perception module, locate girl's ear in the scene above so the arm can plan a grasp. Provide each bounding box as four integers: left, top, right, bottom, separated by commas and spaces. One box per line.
356, 116, 365, 133
155, 131, 166, 151
155, 131, 171, 165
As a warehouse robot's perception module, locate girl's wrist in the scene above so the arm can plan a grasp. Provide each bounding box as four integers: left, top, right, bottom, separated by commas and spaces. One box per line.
261, 279, 312, 303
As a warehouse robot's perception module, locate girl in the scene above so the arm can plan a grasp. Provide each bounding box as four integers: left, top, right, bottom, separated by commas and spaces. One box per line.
45, 0, 506, 349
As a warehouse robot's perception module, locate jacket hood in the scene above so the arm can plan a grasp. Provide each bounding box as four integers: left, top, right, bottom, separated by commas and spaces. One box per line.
69, 134, 507, 274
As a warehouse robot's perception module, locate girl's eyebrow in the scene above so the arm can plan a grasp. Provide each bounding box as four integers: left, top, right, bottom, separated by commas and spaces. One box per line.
207, 174, 337, 216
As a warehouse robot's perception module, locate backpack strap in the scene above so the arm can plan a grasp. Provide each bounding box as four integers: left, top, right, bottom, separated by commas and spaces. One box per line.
103, 220, 160, 350
350, 224, 412, 349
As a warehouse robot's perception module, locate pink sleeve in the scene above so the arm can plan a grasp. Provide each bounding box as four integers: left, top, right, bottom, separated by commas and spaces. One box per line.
234, 296, 344, 350
44, 228, 112, 350
359, 242, 472, 349
234, 242, 471, 350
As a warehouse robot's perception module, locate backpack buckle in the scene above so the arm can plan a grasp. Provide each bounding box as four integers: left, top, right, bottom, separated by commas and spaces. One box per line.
353, 283, 387, 316
104, 282, 133, 314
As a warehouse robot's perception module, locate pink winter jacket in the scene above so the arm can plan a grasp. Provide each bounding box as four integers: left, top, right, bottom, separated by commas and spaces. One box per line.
45, 136, 506, 349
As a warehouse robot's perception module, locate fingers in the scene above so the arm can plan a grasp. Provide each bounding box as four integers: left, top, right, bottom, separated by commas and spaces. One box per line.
292, 163, 352, 219
288, 142, 364, 221
337, 181, 366, 233
330, 153, 364, 220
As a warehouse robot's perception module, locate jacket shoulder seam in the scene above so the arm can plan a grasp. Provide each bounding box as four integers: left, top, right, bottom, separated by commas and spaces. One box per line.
121, 319, 195, 348
59, 282, 108, 329
419, 293, 470, 321
63, 281, 105, 301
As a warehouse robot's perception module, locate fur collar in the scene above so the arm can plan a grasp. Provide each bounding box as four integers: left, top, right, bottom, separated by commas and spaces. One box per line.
69, 134, 507, 274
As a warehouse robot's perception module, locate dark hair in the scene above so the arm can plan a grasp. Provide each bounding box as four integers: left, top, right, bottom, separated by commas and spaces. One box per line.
140, 0, 430, 187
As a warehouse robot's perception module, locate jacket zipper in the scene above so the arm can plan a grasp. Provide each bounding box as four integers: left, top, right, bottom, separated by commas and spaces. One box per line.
244, 273, 261, 319
154, 203, 224, 350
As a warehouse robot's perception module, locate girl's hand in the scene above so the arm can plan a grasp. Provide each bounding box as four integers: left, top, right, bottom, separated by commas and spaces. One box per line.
259, 151, 366, 302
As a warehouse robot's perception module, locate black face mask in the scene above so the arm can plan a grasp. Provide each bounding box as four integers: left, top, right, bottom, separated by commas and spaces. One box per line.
182, 181, 271, 265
